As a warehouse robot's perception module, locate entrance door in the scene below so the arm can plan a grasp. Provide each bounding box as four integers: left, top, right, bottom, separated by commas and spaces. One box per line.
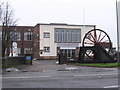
60, 49, 76, 61
66, 49, 76, 60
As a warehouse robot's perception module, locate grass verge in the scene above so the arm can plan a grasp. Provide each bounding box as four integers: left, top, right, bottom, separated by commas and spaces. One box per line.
68, 63, 119, 68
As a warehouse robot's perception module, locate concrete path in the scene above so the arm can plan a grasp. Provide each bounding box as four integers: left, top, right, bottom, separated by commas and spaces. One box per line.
18, 60, 118, 74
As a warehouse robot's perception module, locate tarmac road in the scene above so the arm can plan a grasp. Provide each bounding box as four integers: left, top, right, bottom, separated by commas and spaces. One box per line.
2, 60, 119, 89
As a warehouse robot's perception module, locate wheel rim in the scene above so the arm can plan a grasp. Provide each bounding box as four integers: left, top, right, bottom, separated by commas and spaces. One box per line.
82, 29, 112, 59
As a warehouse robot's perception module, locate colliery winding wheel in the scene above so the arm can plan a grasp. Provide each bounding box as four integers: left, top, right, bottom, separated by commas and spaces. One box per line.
79, 29, 115, 63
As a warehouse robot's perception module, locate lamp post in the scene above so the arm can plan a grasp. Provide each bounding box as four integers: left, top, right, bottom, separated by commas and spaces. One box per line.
116, 0, 120, 63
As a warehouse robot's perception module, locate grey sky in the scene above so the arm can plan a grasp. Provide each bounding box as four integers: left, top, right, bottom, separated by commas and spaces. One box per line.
5, 0, 119, 47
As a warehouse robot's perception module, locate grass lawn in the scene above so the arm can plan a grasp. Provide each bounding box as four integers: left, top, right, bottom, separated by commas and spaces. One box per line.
68, 63, 119, 68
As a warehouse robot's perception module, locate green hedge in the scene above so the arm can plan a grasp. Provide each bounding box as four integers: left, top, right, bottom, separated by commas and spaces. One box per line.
2, 57, 25, 68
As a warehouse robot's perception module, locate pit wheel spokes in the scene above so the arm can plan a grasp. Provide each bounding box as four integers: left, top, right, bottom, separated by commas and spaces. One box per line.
82, 29, 112, 59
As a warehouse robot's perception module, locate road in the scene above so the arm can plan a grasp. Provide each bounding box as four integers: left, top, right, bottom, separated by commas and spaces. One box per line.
2, 60, 119, 89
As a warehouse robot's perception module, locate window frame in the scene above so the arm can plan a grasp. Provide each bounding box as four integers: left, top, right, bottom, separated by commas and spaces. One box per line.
43, 32, 50, 38
10, 32, 21, 41
10, 48, 21, 54
24, 32, 33, 41
24, 48, 33, 54
54, 28, 81, 43
43, 47, 50, 52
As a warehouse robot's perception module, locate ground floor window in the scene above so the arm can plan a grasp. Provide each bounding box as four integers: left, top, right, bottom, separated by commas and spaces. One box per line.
24, 48, 33, 54
44, 47, 50, 52
17, 48, 21, 54
10, 48, 21, 54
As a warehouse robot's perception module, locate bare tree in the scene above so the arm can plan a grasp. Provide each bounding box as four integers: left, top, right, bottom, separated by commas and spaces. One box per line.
1, 2, 18, 57
0, 2, 4, 23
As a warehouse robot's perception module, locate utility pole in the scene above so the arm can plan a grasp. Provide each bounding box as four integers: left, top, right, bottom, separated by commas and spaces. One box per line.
83, 8, 85, 29
116, 0, 120, 63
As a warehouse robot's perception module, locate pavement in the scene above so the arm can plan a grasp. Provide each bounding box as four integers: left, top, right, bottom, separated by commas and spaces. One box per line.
3, 59, 118, 76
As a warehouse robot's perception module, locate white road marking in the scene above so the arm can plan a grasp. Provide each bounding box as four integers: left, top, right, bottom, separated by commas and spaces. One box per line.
2, 75, 51, 79
74, 73, 118, 77
66, 67, 78, 70
103, 85, 119, 88
2, 73, 118, 79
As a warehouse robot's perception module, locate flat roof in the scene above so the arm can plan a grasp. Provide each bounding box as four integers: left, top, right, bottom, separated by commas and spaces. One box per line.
36, 23, 96, 27
0, 25, 34, 28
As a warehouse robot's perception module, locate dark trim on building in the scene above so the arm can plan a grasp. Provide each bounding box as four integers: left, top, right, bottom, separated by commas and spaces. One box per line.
36, 23, 96, 27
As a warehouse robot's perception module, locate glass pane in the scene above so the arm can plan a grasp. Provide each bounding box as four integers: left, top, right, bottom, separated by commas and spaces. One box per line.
67, 50, 71, 58
54, 29, 80, 43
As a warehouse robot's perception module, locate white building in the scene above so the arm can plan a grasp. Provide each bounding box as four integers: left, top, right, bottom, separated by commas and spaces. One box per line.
33, 23, 95, 60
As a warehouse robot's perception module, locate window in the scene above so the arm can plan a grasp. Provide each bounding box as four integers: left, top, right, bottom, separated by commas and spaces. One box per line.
55, 28, 81, 43
44, 32, 50, 38
24, 32, 33, 41
24, 48, 33, 54
10, 48, 21, 54
17, 48, 21, 54
44, 47, 50, 52
10, 32, 21, 41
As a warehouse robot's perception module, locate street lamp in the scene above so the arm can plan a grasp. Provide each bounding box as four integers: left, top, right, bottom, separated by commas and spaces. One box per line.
116, 0, 120, 63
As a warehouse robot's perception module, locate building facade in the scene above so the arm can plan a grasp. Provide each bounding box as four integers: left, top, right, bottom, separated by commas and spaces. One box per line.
33, 23, 95, 60
6, 26, 34, 56
3, 23, 96, 60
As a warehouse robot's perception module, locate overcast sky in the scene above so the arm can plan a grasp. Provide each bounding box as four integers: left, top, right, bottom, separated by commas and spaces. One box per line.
3, 0, 120, 47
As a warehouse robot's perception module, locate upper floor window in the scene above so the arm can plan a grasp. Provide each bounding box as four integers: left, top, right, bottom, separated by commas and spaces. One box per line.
10, 32, 21, 41
54, 28, 81, 43
24, 32, 33, 41
44, 32, 50, 38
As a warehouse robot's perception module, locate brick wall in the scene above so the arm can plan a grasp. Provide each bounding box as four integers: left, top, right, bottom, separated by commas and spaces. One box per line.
6, 26, 34, 56
33, 24, 40, 59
